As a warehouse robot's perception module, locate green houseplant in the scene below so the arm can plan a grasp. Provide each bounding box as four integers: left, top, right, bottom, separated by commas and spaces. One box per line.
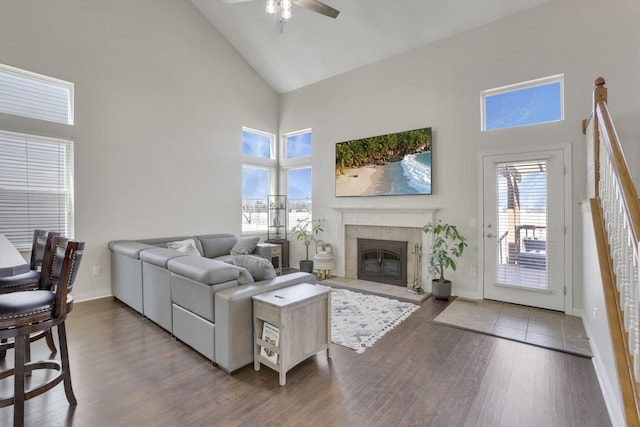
291, 217, 325, 273
422, 219, 468, 300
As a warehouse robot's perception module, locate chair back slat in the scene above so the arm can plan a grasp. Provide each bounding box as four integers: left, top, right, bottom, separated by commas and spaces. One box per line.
53, 239, 84, 317
29, 230, 60, 270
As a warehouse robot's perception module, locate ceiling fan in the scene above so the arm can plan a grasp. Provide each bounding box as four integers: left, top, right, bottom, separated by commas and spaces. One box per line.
219, 0, 340, 32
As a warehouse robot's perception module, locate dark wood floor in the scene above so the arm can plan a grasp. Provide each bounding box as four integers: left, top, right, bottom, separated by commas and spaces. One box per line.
0, 296, 611, 426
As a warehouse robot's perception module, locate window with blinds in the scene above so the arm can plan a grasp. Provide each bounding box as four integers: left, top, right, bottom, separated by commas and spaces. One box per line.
495, 160, 549, 289
0, 63, 74, 125
0, 130, 74, 250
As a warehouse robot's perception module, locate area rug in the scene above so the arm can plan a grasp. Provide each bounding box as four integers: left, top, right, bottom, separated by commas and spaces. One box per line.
330, 288, 419, 353
432, 299, 592, 357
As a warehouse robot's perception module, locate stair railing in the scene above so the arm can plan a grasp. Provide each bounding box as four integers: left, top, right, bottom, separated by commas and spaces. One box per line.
584, 77, 640, 426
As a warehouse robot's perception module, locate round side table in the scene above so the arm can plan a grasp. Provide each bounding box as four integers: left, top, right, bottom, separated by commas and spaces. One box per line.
313, 253, 335, 280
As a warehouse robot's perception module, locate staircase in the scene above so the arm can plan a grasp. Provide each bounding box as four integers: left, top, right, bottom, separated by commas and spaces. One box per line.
583, 77, 640, 426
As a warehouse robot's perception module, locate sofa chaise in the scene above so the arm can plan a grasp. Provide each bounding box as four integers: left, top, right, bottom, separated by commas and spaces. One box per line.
108, 233, 316, 373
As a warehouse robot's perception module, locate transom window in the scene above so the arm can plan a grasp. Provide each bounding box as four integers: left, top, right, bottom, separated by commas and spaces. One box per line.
0, 63, 74, 125
481, 74, 563, 131
284, 130, 312, 159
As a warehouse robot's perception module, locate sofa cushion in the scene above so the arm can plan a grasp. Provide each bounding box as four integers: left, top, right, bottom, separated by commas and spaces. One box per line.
167, 239, 201, 256
231, 254, 276, 281
236, 268, 254, 285
167, 257, 240, 284
197, 234, 238, 258
230, 236, 260, 255
139, 236, 204, 255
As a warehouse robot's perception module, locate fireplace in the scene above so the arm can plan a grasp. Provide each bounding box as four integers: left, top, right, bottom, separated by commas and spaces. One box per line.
332, 207, 438, 291
357, 238, 408, 286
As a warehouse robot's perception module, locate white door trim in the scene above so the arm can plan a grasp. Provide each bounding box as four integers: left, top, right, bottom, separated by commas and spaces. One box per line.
477, 143, 573, 314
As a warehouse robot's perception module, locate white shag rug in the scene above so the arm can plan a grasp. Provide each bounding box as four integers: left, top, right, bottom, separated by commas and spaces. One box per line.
330, 288, 419, 353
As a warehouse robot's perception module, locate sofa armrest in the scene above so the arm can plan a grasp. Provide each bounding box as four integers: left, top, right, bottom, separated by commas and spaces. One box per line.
214, 272, 317, 373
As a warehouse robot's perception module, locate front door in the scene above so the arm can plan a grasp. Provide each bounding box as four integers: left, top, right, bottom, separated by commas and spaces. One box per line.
482, 149, 566, 311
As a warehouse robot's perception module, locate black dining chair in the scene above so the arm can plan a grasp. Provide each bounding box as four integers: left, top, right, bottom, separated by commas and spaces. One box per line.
0, 230, 59, 294
0, 231, 61, 359
0, 237, 84, 427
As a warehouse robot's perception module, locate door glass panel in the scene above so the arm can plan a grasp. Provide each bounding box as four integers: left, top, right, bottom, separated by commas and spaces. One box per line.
362, 250, 381, 275
382, 250, 401, 278
496, 161, 548, 289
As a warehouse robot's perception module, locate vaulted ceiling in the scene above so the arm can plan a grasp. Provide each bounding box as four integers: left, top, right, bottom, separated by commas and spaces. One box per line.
191, 0, 552, 94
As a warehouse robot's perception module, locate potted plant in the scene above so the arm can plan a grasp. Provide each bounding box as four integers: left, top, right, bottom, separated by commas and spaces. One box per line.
291, 217, 324, 273
422, 219, 468, 300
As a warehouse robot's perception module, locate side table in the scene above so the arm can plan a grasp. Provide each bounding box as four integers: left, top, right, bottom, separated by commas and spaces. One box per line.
253, 283, 331, 386
256, 242, 282, 275
313, 253, 335, 280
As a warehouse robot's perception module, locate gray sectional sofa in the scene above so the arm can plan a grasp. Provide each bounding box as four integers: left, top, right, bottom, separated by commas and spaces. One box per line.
108, 233, 316, 373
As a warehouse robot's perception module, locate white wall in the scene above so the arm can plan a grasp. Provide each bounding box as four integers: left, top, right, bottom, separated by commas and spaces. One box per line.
280, 0, 640, 311
0, 0, 279, 300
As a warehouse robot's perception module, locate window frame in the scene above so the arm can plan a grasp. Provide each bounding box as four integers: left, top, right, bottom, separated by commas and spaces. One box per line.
481, 74, 564, 132
0, 63, 74, 125
0, 129, 75, 250
280, 129, 313, 231
241, 127, 277, 235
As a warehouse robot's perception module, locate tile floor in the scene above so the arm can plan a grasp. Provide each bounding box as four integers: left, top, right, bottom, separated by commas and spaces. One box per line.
434, 298, 592, 357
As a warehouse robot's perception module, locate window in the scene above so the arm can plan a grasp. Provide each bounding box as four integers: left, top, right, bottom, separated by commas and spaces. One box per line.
241, 128, 276, 234
481, 74, 563, 131
281, 129, 312, 229
0, 63, 74, 125
0, 130, 74, 250
285, 131, 312, 159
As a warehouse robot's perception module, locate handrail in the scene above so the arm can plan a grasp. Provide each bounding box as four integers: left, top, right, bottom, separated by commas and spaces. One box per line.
587, 77, 640, 426
595, 100, 640, 244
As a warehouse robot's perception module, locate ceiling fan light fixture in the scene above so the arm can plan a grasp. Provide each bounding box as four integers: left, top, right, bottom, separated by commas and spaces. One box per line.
265, 0, 275, 14
281, 8, 292, 20
281, 0, 292, 9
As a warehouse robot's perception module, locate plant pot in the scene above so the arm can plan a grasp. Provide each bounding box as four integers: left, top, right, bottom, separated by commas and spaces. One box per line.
299, 260, 314, 273
431, 279, 452, 300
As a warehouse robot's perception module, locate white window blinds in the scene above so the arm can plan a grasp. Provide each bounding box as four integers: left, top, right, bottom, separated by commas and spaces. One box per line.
0, 64, 74, 125
495, 160, 550, 289
0, 130, 74, 250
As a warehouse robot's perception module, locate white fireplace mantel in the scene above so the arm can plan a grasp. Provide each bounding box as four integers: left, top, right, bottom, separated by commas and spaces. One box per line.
332, 207, 439, 228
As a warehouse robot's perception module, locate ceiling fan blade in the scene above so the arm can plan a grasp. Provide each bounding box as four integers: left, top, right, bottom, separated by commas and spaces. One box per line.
218, 0, 253, 3
293, 0, 340, 19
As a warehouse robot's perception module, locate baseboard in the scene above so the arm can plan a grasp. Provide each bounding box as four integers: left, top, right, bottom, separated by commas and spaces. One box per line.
74, 289, 112, 303
453, 289, 482, 300
582, 315, 625, 427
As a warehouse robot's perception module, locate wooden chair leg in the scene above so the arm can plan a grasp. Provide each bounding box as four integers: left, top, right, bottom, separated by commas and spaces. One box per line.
0, 338, 6, 359
57, 322, 76, 406
13, 334, 26, 427
45, 330, 57, 354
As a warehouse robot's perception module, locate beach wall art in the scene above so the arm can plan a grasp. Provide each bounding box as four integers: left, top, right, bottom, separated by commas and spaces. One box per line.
335, 127, 432, 197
